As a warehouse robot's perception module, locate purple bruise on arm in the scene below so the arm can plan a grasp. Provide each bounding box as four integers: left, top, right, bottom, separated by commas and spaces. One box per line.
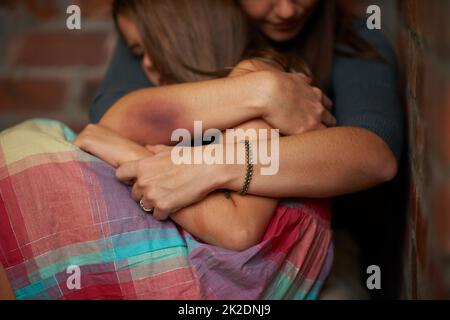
127, 99, 187, 145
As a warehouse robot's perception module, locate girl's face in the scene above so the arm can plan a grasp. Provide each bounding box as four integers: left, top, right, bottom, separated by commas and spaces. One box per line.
117, 15, 161, 85
239, 0, 318, 42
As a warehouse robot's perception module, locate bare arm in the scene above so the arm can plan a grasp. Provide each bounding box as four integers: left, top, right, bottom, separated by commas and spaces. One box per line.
218, 126, 398, 198
74, 120, 278, 251
98, 69, 334, 146
113, 60, 400, 217
99, 72, 266, 146
116, 124, 397, 222
171, 189, 277, 252
170, 117, 278, 251
148, 61, 282, 251
77, 61, 281, 251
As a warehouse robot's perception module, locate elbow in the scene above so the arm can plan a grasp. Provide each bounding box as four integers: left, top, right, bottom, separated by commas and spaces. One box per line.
99, 109, 134, 140
99, 109, 123, 131
358, 129, 399, 185
372, 144, 398, 184
383, 153, 398, 182
226, 224, 262, 252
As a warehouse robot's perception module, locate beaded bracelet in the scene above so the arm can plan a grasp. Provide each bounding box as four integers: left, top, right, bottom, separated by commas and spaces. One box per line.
240, 140, 253, 195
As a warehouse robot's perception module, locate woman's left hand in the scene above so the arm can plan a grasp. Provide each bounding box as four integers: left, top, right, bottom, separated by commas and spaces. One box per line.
74, 124, 152, 167
116, 145, 222, 221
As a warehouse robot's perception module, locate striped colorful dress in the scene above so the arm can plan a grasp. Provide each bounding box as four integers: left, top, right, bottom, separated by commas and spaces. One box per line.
0, 119, 333, 300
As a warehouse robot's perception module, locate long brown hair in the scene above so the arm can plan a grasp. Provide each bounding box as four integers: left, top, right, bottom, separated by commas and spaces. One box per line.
113, 0, 249, 84
113, 0, 382, 89
246, 0, 384, 90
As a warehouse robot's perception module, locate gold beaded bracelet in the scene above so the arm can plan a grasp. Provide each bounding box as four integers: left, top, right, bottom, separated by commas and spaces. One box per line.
240, 140, 253, 195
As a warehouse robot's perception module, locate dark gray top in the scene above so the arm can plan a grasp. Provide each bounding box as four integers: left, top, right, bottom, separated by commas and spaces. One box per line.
89, 21, 404, 161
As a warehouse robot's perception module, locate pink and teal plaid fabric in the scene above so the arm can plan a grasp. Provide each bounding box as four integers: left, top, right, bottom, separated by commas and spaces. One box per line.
0, 119, 333, 300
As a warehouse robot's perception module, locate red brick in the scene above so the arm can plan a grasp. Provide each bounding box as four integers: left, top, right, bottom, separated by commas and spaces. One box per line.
10, 31, 113, 67
433, 183, 450, 255
24, 0, 61, 20
399, 0, 422, 37
407, 33, 425, 103
419, 1, 450, 58
0, 77, 67, 114
410, 240, 418, 299
337, 0, 365, 16
0, 0, 18, 9
421, 55, 450, 165
408, 180, 420, 228
429, 259, 448, 298
399, 0, 450, 299
74, 0, 113, 20
415, 205, 428, 273
412, 113, 425, 169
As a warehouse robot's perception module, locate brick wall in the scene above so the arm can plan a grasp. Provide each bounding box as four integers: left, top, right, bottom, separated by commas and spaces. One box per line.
399, 0, 450, 299
0, 0, 115, 132
323, 0, 450, 300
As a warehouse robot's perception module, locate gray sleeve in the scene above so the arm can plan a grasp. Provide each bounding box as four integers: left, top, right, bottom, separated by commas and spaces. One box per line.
89, 37, 153, 123
330, 23, 404, 162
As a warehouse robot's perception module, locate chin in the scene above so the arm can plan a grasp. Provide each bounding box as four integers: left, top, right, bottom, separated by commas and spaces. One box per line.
266, 31, 299, 43
263, 27, 302, 43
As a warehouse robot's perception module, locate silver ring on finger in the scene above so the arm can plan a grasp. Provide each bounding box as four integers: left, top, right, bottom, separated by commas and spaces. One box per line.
139, 199, 154, 214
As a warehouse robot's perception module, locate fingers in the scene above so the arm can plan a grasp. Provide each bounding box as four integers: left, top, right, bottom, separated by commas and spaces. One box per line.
139, 197, 168, 221
152, 209, 171, 221
311, 87, 333, 111
131, 182, 143, 202
136, 186, 174, 221
321, 109, 337, 127
139, 197, 153, 212
116, 161, 139, 183
322, 94, 333, 111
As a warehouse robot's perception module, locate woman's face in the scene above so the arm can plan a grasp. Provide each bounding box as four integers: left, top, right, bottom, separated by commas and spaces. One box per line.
239, 0, 318, 42
117, 15, 161, 85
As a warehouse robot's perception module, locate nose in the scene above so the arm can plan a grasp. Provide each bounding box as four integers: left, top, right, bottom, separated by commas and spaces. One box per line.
274, 0, 297, 20
142, 54, 153, 70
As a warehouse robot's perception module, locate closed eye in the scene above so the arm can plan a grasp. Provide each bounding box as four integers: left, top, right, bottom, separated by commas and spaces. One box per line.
129, 44, 145, 61
134, 53, 144, 61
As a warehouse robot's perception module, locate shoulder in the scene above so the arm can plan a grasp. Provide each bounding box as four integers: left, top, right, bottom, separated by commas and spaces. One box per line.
337, 19, 397, 64
329, 20, 404, 162
331, 19, 400, 86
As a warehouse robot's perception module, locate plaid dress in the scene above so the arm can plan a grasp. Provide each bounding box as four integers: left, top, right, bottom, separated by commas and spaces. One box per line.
0, 119, 333, 300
